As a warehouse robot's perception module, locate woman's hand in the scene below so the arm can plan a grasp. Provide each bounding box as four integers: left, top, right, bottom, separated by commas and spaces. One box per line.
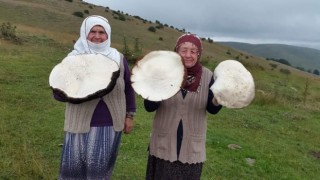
212, 97, 220, 106
123, 117, 134, 134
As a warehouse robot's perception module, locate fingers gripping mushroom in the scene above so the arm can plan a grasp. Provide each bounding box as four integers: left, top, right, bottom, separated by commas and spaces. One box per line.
49, 54, 120, 104
131, 51, 185, 101
210, 60, 255, 108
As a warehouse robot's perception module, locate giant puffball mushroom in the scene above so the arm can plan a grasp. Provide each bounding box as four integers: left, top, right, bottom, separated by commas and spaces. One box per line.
210, 60, 255, 108
49, 54, 120, 104
131, 50, 185, 101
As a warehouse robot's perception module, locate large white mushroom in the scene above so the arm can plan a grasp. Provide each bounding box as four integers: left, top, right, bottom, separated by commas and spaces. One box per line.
49, 54, 120, 103
131, 50, 185, 101
210, 60, 255, 108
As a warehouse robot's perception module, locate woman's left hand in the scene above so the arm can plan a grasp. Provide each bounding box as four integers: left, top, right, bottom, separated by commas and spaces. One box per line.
123, 117, 134, 134
212, 97, 220, 106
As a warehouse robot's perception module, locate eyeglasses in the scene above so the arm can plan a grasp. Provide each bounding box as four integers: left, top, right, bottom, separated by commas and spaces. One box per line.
178, 49, 199, 56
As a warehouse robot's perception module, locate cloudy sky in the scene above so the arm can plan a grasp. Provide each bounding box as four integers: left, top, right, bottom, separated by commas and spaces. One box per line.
84, 0, 320, 50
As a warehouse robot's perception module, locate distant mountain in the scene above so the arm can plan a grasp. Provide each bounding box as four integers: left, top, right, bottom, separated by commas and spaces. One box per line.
217, 42, 320, 71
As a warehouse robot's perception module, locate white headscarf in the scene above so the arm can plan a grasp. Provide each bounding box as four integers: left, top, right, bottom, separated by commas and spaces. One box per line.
68, 15, 121, 65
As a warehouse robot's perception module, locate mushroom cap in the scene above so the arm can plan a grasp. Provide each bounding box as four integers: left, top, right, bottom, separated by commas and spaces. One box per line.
131, 50, 185, 101
210, 60, 255, 108
49, 54, 120, 103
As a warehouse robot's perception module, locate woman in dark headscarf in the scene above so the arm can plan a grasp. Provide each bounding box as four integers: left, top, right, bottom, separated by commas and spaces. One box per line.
144, 34, 222, 180
53, 15, 136, 179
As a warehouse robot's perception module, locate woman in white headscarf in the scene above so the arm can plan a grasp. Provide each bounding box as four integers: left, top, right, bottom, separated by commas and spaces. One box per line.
53, 15, 136, 179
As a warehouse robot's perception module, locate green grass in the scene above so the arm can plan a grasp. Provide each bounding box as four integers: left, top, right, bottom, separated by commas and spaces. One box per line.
0, 0, 320, 179
2, 38, 319, 179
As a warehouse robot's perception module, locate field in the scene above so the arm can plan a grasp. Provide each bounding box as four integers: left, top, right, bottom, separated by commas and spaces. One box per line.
0, 0, 320, 179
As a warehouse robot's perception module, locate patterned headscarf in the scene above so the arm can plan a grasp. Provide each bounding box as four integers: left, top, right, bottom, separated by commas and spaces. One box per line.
174, 33, 202, 60
68, 15, 120, 65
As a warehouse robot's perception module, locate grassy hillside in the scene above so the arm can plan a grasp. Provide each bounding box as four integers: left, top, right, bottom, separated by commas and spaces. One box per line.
1, 0, 320, 179
217, 42, 320, 72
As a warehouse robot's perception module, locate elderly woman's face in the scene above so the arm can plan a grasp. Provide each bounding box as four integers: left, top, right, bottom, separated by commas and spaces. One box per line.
87, 25, 108, 44
177, 42, 199, 68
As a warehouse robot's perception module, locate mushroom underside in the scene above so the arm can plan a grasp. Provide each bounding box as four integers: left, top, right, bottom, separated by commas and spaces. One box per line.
49, 54, 120, 103
131, 51, 185, 101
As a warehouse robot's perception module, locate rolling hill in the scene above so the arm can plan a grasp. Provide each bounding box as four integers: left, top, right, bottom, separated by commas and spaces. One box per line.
1, 0, 320, 179
217, 42, 320, 72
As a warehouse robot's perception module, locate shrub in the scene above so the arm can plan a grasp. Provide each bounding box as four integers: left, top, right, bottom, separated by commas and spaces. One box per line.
118, 14, 126, 21
0, 22, 22, 44
269, 63, 278, 69
122, 36, 131, 60
1, 22, 17, 39
296, 67, 305, 71
121, 36, 142, 64
155, 24, 164, 29
112, 10, 119, 15
268, 58, 291, 66
65, 0, 73, 2
302, 79, 310, 104
133, 38, 142, 59
73, 11, 84, 18
280, 68, 291, 75
148, 26, 156, 32
84, 10, 89, 14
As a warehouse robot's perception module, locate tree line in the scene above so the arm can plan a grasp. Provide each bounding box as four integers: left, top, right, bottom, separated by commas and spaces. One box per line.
266, 57, 319, 76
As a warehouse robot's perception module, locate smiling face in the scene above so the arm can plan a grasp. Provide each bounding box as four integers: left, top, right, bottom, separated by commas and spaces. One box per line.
87, 25, 108, 44
177, 42, 199, 68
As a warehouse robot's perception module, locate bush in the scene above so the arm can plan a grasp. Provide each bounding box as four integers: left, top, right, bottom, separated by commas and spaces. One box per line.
155, 24, 164, 29
65, 0, 73, 2
207, 38, 213, 43
280, 68, 291, 75
1, 22, 17, 39
269, 63, 278, 69
296, 67, 305, 71
0, 22, 22, 44
148, 26, 156, 32
84, 10, 89, 14
73, 11, 84, 18
118, 14, 126, 21
121, 36, 142, 64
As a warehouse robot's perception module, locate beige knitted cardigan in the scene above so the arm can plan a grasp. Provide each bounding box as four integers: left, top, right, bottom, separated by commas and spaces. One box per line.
63, 58, 126, 133
149, 67, 212, 164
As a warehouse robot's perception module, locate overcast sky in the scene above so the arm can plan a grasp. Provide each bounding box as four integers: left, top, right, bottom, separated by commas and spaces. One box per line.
84, 0, 320, 50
